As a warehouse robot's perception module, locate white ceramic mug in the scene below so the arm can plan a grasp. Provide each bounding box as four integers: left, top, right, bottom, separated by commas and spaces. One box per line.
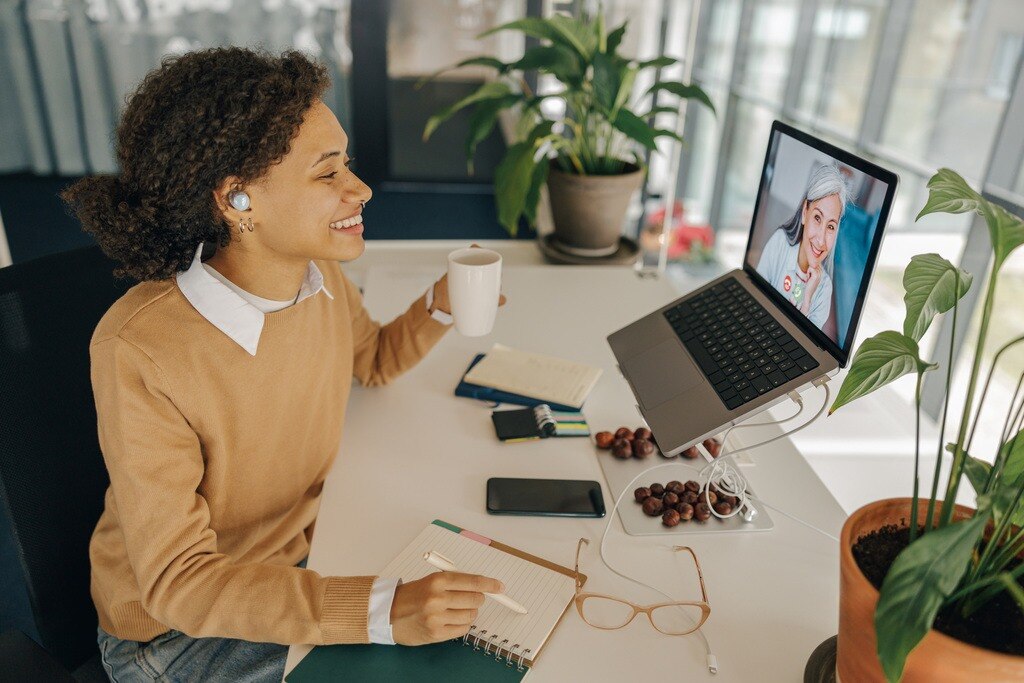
447, 248, 502, 336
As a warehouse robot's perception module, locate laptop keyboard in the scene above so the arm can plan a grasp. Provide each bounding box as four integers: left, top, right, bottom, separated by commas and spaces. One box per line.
663, 277, 819, 410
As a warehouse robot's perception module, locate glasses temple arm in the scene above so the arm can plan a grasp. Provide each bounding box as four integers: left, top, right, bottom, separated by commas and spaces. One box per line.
673, 545, 709, 604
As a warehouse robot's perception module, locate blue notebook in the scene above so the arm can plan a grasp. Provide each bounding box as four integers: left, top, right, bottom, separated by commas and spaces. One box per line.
455, 354, 580, 412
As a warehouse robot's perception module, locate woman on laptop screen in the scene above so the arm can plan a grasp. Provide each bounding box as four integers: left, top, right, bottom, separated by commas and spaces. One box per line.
755, 162, 850, 330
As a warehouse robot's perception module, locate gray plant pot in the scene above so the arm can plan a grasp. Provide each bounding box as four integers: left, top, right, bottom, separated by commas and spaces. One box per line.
546, 162, 645, 257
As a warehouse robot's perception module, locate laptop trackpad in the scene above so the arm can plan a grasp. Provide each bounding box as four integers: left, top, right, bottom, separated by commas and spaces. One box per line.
624, 340, 704, 410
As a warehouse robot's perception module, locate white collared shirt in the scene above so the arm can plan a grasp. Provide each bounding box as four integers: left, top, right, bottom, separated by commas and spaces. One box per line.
176, 243, 335, 355
175, 242, 399, 644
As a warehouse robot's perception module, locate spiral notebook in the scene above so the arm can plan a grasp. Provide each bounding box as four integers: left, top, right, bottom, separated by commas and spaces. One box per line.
491, 404, 590, 442
285, 520, 583, 682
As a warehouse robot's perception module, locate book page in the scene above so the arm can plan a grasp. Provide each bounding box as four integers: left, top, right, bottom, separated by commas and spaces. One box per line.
462, 344, 602, 408
381, 523, 577, 664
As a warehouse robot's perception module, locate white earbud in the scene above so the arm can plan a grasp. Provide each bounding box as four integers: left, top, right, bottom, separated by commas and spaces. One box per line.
228, 190, 250, 211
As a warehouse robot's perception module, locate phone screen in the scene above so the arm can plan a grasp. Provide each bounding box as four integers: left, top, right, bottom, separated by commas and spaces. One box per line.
486, 478, 606, 517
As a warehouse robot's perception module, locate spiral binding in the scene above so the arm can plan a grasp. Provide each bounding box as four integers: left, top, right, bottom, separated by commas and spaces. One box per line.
461, 625, 531, 670
532, 403, 557, 436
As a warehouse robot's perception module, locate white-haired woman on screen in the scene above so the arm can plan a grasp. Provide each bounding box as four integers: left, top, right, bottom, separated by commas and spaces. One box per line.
756, 162, 850, 329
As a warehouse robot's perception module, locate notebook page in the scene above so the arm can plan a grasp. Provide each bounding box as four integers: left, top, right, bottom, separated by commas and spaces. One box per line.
462, 344, 602, 408
381, 524, 577, 662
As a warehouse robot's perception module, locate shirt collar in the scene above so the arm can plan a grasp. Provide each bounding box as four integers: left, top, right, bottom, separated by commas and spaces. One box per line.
175, 243, 334, 356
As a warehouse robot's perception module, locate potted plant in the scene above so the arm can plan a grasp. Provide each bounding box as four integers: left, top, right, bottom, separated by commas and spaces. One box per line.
829, 168, 1024, 681
421, 10, 715, 256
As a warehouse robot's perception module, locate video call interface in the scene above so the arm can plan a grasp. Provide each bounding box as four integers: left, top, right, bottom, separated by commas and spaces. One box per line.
745, 130, 890, 349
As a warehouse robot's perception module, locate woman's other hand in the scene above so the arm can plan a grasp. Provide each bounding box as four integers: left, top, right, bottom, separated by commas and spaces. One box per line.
390, 572, 504, 645
429, 244, 507, 315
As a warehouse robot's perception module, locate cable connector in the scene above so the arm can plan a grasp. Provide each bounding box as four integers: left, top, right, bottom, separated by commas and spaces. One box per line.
707, 654, 719, 674
787, 389, 802, 408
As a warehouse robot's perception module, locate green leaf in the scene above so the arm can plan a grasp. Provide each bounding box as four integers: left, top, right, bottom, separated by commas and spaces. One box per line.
994, 431, 1024, 527
902, 253, 973, 341
493, 121, 553, 235
637, 56, 677, 70
414, 55, 510, 89
985, 201, 1024, 272
646, 81, 716, 116
829, 331, 936, 414
1000, 431, 1024, 486
511, 45, 580, 82
643, 105, 682, 117
652, 129, 683, 143
549, 14, 597, 59
915, 168, 984, 221
495, 142, 536, 236
522, 158, 550, 227
875, 509, 990, 682
916, 168, 1024, 272
610, 67, 637, 120
998, 573, 1024, 616
963, 454, 992, 496
953, 434, 1024, 526
611, 108, 658, 151
423, 81, 514, 141
464, 94, 521, 173
606, 21, 627, 53
592, 50, 621, 113
479, 16, 589, 60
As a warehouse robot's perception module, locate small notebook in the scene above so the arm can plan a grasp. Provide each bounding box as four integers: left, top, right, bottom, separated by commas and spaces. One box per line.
285, 520, 584, 682
455, 354, 580, 412
462, 344, 603, 410
491, 404, 590, 442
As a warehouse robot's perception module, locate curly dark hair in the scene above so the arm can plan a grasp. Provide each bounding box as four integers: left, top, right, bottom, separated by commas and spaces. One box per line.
62, 47, 330, 281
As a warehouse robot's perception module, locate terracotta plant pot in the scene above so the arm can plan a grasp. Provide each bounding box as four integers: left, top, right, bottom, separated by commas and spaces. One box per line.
545, 162, 644, 257
838, 497, 1024, 682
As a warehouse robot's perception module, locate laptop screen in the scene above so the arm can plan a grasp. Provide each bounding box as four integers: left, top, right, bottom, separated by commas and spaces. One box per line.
743, 122, 896, 365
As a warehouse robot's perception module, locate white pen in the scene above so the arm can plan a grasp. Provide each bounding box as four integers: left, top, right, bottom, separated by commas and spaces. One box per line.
423, 550, 528, 615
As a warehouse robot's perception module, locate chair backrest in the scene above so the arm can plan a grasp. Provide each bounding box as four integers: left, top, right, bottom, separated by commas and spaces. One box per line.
0, 245, 135, 670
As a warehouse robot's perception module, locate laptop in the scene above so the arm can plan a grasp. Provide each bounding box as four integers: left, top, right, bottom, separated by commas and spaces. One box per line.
608, 121, 898, 457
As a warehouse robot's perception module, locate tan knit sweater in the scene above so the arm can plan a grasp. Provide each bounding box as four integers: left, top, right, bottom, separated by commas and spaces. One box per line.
89, 260, 449, 644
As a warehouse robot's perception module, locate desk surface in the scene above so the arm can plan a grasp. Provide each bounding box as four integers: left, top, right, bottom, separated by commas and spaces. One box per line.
284, 259, 847, 682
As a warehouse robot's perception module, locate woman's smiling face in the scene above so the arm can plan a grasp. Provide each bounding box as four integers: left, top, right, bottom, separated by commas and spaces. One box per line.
799, 193, 842, 270
244, 100, 372, 263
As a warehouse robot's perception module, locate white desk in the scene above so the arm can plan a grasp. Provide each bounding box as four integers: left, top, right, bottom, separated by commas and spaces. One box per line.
284, 258, 847, 682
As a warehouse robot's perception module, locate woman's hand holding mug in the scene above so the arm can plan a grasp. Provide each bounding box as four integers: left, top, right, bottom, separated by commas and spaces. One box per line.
430, 244, 506, 335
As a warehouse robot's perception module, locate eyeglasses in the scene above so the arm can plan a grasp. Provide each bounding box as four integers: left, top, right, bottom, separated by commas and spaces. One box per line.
572, 538, 711, 635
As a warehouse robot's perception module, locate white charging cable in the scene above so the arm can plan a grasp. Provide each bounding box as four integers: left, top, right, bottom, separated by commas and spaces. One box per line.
595, 380, 836, 674
700, 390, 808, 521
597, 461, 718, 673
704, 382, 840, 542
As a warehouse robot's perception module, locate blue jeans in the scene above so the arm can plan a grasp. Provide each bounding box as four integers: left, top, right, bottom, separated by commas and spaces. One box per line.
97, 558, 307, 682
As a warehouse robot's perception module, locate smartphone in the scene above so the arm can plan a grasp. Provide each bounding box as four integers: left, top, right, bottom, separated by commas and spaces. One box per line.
486, 477, 606, 518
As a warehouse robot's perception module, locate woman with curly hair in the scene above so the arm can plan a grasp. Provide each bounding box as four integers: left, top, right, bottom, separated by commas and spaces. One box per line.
63, 47, 504, 681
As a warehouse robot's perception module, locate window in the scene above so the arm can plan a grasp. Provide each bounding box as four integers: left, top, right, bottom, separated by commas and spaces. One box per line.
386, 0, 525, 182
739, 0, 800, 104
796, 0, 885, 135
881, 0, 1021, 183
987, 33, 1024, 100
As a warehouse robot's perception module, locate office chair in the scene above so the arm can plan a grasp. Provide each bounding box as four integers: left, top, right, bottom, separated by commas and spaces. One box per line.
0, 245, 135, 680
